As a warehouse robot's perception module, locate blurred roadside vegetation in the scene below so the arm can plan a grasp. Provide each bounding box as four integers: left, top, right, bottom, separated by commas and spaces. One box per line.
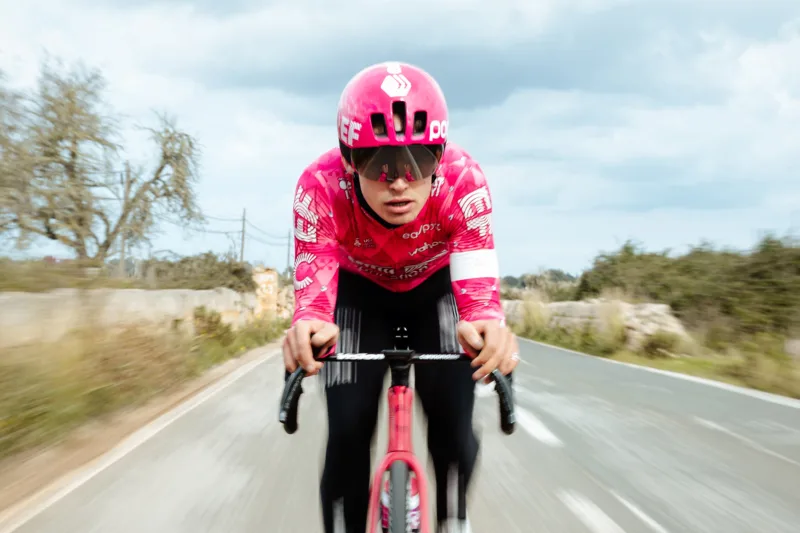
0, 252, 257, 293
507, 233, 800, 399
0, 308, 288, 460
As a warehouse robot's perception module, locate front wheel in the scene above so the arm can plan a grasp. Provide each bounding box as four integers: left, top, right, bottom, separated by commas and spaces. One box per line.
389, 460, 409, 533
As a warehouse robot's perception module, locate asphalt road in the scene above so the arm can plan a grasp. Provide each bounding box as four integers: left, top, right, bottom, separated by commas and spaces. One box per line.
3, 339, 800, 533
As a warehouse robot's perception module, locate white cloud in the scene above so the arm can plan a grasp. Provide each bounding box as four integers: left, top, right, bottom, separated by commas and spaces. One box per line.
1, 0, 799, 274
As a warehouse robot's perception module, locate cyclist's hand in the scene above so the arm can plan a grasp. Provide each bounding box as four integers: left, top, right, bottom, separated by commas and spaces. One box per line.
283, 319, 339, 376
457, 319, 520, 382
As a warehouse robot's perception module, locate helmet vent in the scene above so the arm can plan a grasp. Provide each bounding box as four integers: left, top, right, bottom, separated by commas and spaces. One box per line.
391, 101, 407, 138
412, 111, 427, 139
370, 113, 388, 139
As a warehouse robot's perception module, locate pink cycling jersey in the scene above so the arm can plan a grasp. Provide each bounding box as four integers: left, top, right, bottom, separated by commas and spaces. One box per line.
291, 142, 505, 326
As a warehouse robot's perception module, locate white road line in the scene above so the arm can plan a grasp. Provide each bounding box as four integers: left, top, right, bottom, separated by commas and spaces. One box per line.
528, 376, 555, 387
557, 490, 625, 533
693, 417, 800, 468
0, 349, 280, 533
515, 406, 563, 447
475, 382, 495, 398
610, 491, 669, 533
520, 338, 800, 410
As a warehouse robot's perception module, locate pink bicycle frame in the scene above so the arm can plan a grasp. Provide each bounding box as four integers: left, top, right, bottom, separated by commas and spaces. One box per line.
365, 384, 431, 533
277, 342, 515, 533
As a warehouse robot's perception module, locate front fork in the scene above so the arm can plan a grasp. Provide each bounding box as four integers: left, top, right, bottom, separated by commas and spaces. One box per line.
365, 384, 431, 533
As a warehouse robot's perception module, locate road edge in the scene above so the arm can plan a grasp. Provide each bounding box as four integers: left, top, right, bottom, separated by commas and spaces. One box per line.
0, 340, 283, 532
520, 337, 800, 409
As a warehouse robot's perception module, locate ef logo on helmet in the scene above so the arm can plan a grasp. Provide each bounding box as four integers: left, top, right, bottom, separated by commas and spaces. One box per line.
339, 116, 362, 146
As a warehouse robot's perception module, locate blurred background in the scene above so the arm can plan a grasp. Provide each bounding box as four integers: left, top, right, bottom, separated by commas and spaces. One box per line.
1, 0, 799, 532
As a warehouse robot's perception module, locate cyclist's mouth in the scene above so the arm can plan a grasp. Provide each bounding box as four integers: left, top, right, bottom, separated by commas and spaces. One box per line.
385, 198, 413, 215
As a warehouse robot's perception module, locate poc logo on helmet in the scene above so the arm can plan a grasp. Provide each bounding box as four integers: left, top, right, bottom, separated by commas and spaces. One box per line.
429, 120, 447, 142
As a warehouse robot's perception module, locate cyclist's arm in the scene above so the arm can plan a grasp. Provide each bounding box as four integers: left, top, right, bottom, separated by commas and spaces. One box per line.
445, 162, 505, 325
291, 170, 340, 325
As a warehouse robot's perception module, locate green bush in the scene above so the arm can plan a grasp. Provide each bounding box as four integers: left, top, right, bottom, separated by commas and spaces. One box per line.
639, 330, 681, 358
575, 234, 800, 343
143, 252, 256, 292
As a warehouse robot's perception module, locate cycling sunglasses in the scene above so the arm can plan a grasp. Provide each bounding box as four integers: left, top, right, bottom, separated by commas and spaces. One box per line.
352, 144, 443, 182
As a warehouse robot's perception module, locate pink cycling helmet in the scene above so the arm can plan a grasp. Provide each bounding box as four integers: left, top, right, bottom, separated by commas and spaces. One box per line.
337, 61, 449, 182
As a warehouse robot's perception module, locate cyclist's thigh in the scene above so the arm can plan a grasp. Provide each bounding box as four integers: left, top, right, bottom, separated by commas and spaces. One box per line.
405, 267, 476, 423
323, 269, 393, 437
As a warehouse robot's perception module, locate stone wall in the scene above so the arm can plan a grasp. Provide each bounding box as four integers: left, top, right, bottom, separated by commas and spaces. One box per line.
0, 267, 281, 350
274, 290, 692, 351
6, 277, 793, 356
502, 298, 692, 350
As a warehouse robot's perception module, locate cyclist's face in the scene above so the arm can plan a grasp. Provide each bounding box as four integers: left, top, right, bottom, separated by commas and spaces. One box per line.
358, 174, 431, 225
353, 112, 433, 225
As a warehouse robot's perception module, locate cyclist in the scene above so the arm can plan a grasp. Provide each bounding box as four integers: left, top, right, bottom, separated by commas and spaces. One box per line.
282, 61, 520, 533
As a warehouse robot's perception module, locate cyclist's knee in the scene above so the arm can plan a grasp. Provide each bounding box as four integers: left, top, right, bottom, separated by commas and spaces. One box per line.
428, 423, 478, 466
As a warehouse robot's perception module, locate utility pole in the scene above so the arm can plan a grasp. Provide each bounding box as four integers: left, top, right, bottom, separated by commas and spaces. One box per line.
117, 233, 126, 277
240, 208, 246, 262
117, 161, 131, 277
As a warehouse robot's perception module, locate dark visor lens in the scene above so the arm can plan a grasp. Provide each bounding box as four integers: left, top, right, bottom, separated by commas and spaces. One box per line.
354, 145, 441, 182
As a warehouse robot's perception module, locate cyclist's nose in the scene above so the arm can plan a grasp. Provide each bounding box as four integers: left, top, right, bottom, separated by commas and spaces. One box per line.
388, 177, 410, 192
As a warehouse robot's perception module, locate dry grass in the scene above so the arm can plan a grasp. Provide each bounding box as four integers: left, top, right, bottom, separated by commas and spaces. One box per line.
598, 287, 641, 304
0, 310, 288, 460
512, 293, 628, 357
0, 260, 142, 292
0, 254, 257, 293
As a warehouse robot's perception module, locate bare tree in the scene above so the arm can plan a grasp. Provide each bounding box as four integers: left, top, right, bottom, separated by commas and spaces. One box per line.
0, 70, 28, 235
1, 58, 204, 263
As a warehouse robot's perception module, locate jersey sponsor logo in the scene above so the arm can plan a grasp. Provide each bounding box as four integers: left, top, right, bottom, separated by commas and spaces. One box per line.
293, 185, 318, 243
466, 213, 492, 236
431, 176, 445, 197
354, 237, 375, 249
338, 176, 353, 200
457, 185, 492, 237
339, 116, 362, 145
399, 249, 448, 279
381, 62, 412, 98
346, 255, 395, 276
402, 223, 441, 240
345, 249, 448, 280
458, 186, 491, 217
409, 240, 445, 256
293, 252, 316, 290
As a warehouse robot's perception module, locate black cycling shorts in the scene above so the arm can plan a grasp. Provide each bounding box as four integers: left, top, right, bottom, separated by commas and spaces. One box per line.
318, 265, 479, 532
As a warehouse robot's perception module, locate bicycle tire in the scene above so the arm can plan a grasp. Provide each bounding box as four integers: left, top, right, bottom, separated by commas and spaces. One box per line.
389, 460, 409, 533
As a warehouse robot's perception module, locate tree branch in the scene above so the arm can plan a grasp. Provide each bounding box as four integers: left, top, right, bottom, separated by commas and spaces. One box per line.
15, 216, 81, 250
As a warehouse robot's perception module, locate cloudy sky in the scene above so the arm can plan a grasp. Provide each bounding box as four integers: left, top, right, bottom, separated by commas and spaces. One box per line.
2, 0, 799, 275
